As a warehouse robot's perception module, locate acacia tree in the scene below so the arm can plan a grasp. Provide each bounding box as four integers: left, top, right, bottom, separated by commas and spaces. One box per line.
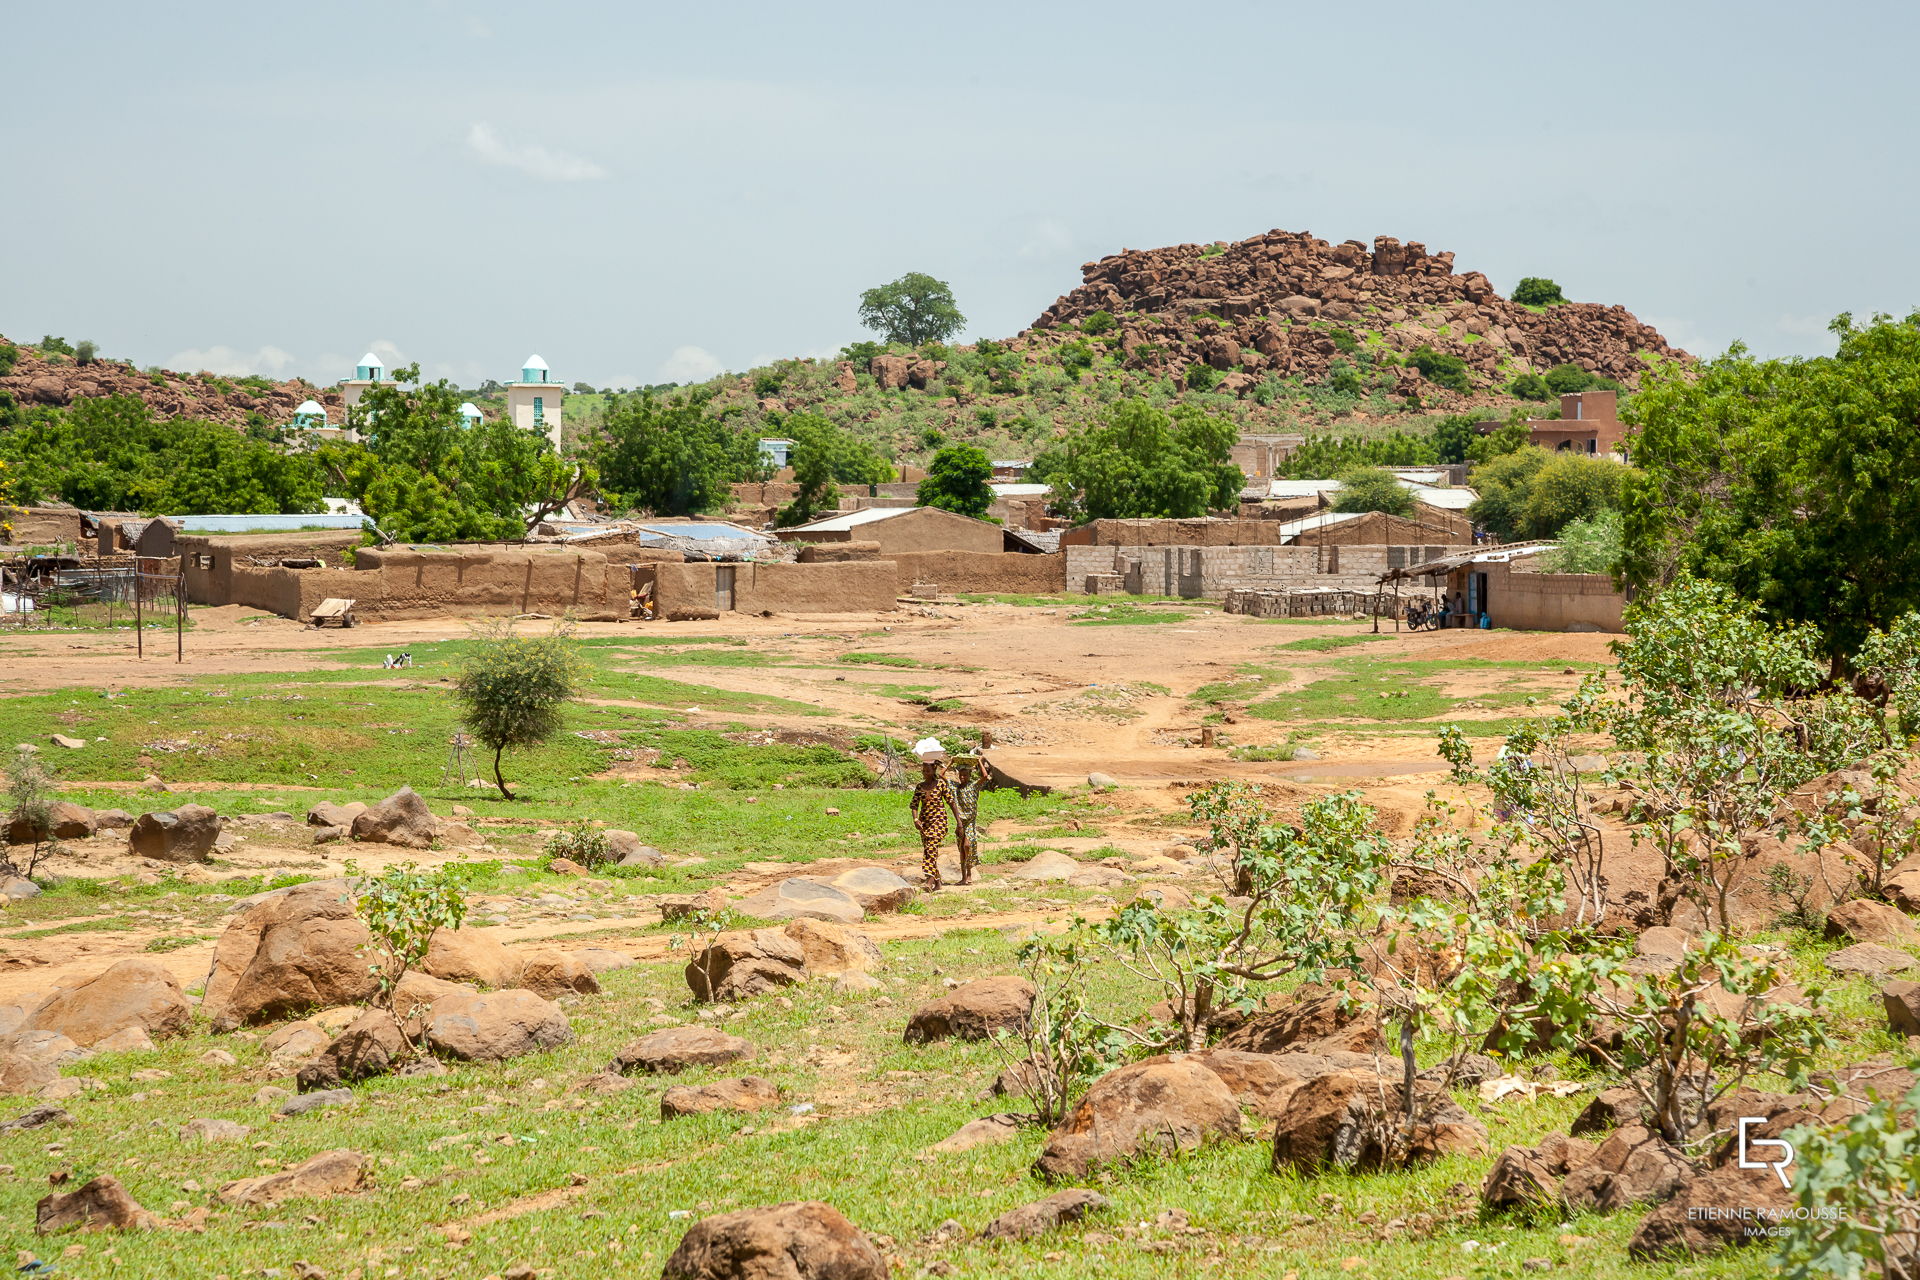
857, 272, 966, 346
916, 444, 994, 519
1031, 399, 1242, 522
1330, 466, 1413, 516
451, 620, 584, 799
593, 389, 756, 516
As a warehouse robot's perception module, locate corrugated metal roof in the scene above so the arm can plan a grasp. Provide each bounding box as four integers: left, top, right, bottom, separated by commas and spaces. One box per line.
1271, 510, 1367, 537
989, 483, 1050, 497
785, 506, 926, 533
1406, 485, 1477, 510
1265, 478, 1346, 498
1377, 541, 1556, 581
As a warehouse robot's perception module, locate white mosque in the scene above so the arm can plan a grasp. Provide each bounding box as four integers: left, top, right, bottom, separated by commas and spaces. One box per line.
290, 351, 566, 450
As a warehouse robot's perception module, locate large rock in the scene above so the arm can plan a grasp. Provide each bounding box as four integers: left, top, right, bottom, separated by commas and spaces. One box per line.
1481, 1135, 1596, 1212
200, 881, 377, 1031
869, 354, 911, 391
422, 928, 524, 988
1010, 850, 1082, 881
0, 1029, 83, 1096
24, 959, 190, 1047
127, 804, 222, 862
218, 1149, 368, 1205
306, 801, 367, 829
92, 809, 134, 831
1269, 1069, 1488, 1173
422, 988, 570, 1063
35, 1176, 156, 1233
661, 1076, 782, 1118
1559, 1124, 1691, 1212
903, 976, 1034, 1045
1628, 1165, 1793, 1260
295, 1010, 410, 1091
1160, 1048, 1374, 1119
348, 787, 438, 849
606, 830, 664, 866
1216, 987, 1382, 1056
1826, 898, 1920, 945
1570, 1084, 1645, 1135
829, 867, 917, 913
663, 1201, 887, 1280
686, 929, 809, 1003
611, 1026, 754, 1076
781, 919, 880, 976
735, 878, 865, 924
1882, 979, 1920, 1037
1825, 941, 1916, 978
980, 1189, 1112, 1240
48, 802, 97, 840
518, 950, 601, 999
1033, 1059, 1243, 1179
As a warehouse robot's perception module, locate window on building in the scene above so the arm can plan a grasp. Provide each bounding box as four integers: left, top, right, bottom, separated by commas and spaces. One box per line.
533, 396, 545, 426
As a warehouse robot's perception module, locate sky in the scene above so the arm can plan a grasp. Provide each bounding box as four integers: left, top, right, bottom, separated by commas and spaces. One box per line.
5, 1, 1916, 390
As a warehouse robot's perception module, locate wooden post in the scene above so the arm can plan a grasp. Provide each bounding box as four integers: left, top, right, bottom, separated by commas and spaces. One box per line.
176, 566, 184, 663
1200, 726, 1216, 748
134, 560, 143, 659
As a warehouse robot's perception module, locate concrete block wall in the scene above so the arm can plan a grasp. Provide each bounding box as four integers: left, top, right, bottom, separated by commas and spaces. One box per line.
1066, 543, 1390, 599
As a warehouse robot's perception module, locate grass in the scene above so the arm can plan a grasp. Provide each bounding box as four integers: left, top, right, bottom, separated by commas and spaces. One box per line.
1242, 656, 1572, 725
1273, 633, 1392, 652
836, 652, 923, 668
1070, 604, 1199, 626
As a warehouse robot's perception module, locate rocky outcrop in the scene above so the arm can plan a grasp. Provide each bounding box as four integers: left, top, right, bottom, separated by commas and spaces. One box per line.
517, 950, 601, 999
421, 988, 570, 1062
295, 1010, 410, 1091
35, 1176, 157, 1233
660, 1076, 782, 1118
662, 1201, 887, 1280
0, 338, 342, 428
1025, 230, 1684, 397
611, 1026, 754, 1076
1268, 1068, 1488, 1173
1559, 1124, 1692, 1212
349, 787, 439, 849
200, 881, 377, 1031
780, 919, 880, 976
1034, 1059, 1244, 1179
734, 878, 864, 924
1215, 987, 1382, 1056
218, 1149, 368, 1205
422, 928, 524, 988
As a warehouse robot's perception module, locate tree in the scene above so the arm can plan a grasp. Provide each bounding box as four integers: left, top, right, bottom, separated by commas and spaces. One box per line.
1031, 399, 1242, 522
856, 272, 966, 347
1512, 277, 1567, 307
1521, 452, 1631, 536
1509, 372, 1552, 401
1538, 507, 1624, 573
451, 620, 584, 800
775, 414, 893, 527
356, 863, 468, 1034
916, 444, 994, 519
73, 340, 97, 366
1545, 362, 1596, 394
1431, 414, 1478, 465
1409, 347, 1472, 393
1621, 313, 1920, 663
594, 389, 754, 517
1330, 466, 1414, 516
1080, 310, 1117, 336
4, 749, 64, 879
38, 335, 73, 357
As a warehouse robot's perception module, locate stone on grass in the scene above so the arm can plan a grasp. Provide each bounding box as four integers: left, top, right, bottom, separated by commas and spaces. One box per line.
1216, 987, 1382, 1056
1628, 1166, 1792, 1260
735, 878, 865, 924
1087, 773, 1117, 789
93, 809, 135, 831
306, 801, 366, 828
661, 1201, 886, 1280
1826, 942, 1916, 978
1827, 899, 1920, 946
1883, 980, 1920, 1038
781, 919, 880, 976
218, 1148, 368, 1205
685, 930, 809, 1003
277, 1088, 352, 1117
517, 951, 601, 999
180, 1117, 252, 1143
611, 1026, 753, 1076
422, 928, 524, 988
47, 802, 97, 840
0, 875, 40, 901
1559, 1124, 1691, 1212
1009, 850, 1081, 881
903, 976, 1034, 1045
262, 1020, 331, 1070
1570, 1085, 1644, 1135
127, 805, 222, 862
829, 867, 918, 913
659, 890, 728, 923
1034, 1060, 1243, 1180
1162, 1048, 1375, 1119
25, 958, 190, 1048
36, 1176, 156, 1233
980, 1189, 1111, 1240
296, 1011, 409, 1091
1481, 1146, 1560, 1211
38, 1077, 103, 1101
0, 1104, 73, 1132
1268, 1069, 1487, 1173
348, 787, 438, 849
200, 881, 376, 1031
50, 734, 86, 751
606, 831, 663, 866
926, 1113, 1022, 1154
423, 988, 571, 1063
91, 1025, 157, 1055
660, 1076, 782, 1118
575, 948, 637, 974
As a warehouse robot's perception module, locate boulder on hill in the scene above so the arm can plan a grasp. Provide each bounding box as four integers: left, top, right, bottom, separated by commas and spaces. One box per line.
296, 1010, 410, 1091
1826, 898, 1920, 945
127, 804, 221, 862
306, 801, 367, 829
1268, 1068, 1487, 1173
1034, 1059, 1243, 1180
422, 928, 524, 989
980, 1189, 1112, 1240
662, 1201, 887, 1280
200, 881, 377, 1031
92, 809, 135, 831
1216, 986, 1382, 1056
349, 787, 439, 849
0, 1029, 86, 1096
829, 867, 917, 913
605, 830, 664, 866
25, 958, 191, 1047
1150, 1047, 1376, 1119
781, 918, 880, 976
612, 1026, 754, 1076
685, 929, 809, 1003
518, 950, 601, 999
735, 878, 865, 924
1628, 1165, 1793, 1260
217, 1148, 368, 1206
1559, 1124, 1692, 1212
35, 1175, 157, 1234
903, 976, 1034, 1044
1883, 979, 1920, 1038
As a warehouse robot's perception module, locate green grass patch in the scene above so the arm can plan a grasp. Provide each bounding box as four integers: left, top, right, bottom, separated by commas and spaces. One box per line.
627, 729, 874, 790
1273, 632, 1392, 652
836, 651, 923, 668
1071, 603, 1198, 626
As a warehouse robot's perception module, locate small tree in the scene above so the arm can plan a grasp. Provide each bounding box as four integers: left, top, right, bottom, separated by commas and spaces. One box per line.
452, 620, 584, 800
1509, 372, 1552, 401
1330, 466, 1414, 516
356, 863, 468, 1033
1409, 347, 1472, 393
916, 444, 994, 519
986, 937, 1121, 1127
856, 272, 966, 347
1512, 277, 1567, 307
1777, 1078, 1920, 1280
1080, 310, 1117, 336
74, 340, 98, 366
4, 749, 63, 878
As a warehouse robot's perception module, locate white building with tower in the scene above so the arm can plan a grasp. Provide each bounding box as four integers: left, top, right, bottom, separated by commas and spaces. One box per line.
504, 355, 564, 450
338, 352, 386, 410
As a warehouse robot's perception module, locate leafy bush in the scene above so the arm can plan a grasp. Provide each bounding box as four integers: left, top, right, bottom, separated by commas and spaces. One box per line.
1330, 465, 1414, 516
916, 443, 994, 519
356, 863, 468, 1025
0, 343, 17, 377
1056, 339, 1094, 377
839, 340, 884, 369
545, 820, 612, 868
1512, 277, 1568, 307
1545, 362, 1596, 394
452, 619, 584, 800
1408, 347, 1472, 392
1327, 361, 1364, 396
4, 748, 63, 878
38, 335, 73, 357
1080, 310, 1116, 336
1509, 372, 1552, 400
1184, 362, 1221, 391
74, 340, 97, 366
1777, 1078, 1920, 1278
1538, 507, 1623, 573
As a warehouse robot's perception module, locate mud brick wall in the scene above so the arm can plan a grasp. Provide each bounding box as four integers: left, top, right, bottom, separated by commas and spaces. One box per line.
886, 551, 1065, 594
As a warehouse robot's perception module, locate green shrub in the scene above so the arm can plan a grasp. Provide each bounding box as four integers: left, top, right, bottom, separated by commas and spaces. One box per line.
1327, 361, 1363, 396
38, 335, 73, 357
545, 820, 612, 868
1545, 363, 1595, 394
74, 340, 98, 366
1409, 347, 1472, 393
1329, 328, 1359, 355
1509, 372, 1552, 400
1184, 362, 1221, 391
1511, 277, 1567, 307
1056, 340, 1094, 377
452, 620, 585, 800
0, 343, 17, 377
1081, 310, 1116, 336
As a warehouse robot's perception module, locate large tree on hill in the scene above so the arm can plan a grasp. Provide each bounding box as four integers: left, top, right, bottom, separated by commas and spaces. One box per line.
916, 444, 995, 519
594, 388, 755, 517
1031, 400, 1243, 522
1620, 312, 1920, 662
857, 272, 966, 347
325, 367, 587, 542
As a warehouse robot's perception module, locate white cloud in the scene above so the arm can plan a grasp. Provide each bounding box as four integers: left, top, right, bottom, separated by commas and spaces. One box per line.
656, 345, 726, 384
1017, 219, 1074, 260
465, 122, 607, 182
1641, 315, 1718, 360
163, 344, 300, 378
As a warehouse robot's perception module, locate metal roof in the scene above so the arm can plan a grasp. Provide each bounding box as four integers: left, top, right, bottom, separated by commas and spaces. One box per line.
1271, 510, 1367, 538
1264, 478, 1346, 499
1405, 484, 1477, 510
784, 506, 930, 533
989, 483, 1050, 497
1376, 541, 1557, 582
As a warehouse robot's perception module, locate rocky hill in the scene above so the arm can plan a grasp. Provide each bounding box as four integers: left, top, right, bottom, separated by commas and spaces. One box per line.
1024, 229, 1684, 398
0, 336, 340, 427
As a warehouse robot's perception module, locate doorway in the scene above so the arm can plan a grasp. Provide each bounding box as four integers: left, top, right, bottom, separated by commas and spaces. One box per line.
714, 565, 736, 611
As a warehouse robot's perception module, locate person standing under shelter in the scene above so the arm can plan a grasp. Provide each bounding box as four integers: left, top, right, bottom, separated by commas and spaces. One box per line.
908, 737, 958, 892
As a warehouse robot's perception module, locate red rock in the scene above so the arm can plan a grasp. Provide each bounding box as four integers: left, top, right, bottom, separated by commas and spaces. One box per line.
903, 976, 1034, 1044
1034, 1059, 1244, 1179
663, 1202, 885, 1280
35, 1176, 155, 1233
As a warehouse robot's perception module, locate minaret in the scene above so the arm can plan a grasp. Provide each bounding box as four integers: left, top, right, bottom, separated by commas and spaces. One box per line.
505, 354, 565, 449
339, 351, 385, 409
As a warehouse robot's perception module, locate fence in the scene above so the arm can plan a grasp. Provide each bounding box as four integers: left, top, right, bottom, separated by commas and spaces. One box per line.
1, 556, 186, 659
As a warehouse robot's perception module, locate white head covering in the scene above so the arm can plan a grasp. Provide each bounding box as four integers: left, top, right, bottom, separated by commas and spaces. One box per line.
912, 737, 947, 762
